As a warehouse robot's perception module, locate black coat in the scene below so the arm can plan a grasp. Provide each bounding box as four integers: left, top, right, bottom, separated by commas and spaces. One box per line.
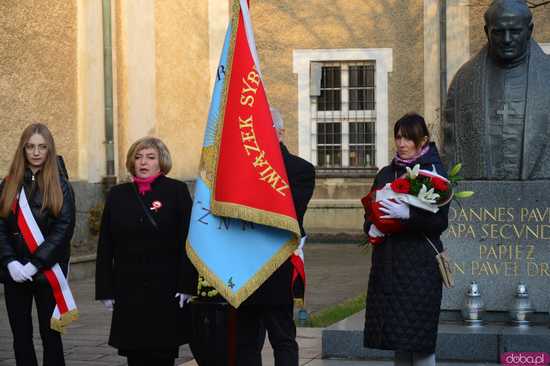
95, 175, 198, 351
363, 143, 449, 353
0, 168, 76, 284
243, 143, 315, 305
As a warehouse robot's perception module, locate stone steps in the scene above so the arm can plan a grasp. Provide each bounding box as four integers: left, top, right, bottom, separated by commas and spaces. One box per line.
322, 310, 550, 362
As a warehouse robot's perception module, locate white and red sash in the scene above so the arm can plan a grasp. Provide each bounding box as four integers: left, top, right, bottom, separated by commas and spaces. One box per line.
290, 236, 307, 306
14, 187, 78, 333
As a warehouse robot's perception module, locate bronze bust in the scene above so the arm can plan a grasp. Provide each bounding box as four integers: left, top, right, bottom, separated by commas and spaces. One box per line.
443, 0, 550, 180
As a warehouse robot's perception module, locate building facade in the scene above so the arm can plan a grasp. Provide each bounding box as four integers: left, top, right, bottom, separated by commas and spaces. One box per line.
1, 0, 549, 251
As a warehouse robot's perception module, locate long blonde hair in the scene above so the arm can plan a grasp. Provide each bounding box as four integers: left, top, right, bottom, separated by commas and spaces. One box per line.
0, 123, 63, 218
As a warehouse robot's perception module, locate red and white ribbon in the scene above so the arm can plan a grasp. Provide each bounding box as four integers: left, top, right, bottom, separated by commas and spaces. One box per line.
15, 188, 78, 333
290, 236, 307, 302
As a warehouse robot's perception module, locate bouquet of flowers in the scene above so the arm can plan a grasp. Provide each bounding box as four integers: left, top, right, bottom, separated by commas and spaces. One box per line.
362, 163, 473, 245
196, 275, 220, 299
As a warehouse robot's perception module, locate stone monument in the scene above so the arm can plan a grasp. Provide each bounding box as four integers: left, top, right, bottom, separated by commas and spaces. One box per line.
441, 0, 550, 322
323, 1, 550, 362
442, 0, 550, 180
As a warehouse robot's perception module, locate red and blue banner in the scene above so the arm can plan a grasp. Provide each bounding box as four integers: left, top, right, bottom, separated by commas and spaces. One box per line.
186, 0, 300, 308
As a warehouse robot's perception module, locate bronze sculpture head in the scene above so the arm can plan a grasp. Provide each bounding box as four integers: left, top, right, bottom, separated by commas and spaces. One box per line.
484, 0, 533, 66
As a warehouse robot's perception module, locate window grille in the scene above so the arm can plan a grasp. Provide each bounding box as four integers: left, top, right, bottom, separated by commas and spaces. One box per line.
311, 62, 376, 168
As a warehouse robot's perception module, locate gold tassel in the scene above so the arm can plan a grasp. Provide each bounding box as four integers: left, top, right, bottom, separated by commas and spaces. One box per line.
50, 309, 79, 334
294, 298, 305, 308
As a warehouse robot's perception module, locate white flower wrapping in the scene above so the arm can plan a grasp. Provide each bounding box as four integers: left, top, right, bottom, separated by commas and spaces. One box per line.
376, 184, 439, 213
375, 165, 451, 213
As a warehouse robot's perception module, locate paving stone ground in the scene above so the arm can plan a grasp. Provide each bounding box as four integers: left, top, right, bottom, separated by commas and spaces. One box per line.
0, 243, 371, 366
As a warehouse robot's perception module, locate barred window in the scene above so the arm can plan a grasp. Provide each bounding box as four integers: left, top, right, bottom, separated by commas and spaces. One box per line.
311, 62, 376, 168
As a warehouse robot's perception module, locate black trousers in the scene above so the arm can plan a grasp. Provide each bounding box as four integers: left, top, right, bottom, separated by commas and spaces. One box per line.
236, 304, 298, 366
3, 281, 65, 366
127, 354, 174, 366
121, 348, 177, 366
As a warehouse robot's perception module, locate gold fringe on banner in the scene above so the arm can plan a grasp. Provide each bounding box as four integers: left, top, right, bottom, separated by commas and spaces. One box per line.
186, 236, 297, 308
199, 146, 217, 188
50, 309, 79, 334
211, 200, 301, 236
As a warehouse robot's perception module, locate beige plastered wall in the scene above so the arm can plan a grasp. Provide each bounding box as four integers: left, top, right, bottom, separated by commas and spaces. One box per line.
114, 0, 157, 181
469, 1, 550, 57
155, 1, 210, 180
112, 0, 211, 181
249, 0, 425, 202
250, 0, 426, 161
0, 1, 78, 178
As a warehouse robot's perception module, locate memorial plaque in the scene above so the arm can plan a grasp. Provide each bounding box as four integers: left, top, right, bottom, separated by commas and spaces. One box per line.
441, 181, 550, 311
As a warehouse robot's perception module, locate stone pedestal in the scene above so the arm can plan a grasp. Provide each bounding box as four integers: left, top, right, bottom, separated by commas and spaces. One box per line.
322, 310, 550, 362
323, 181, 550, 361
442, 181, 550, 313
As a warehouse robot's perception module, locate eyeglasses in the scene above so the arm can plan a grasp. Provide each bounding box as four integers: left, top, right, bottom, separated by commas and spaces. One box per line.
24, 144, 48, 153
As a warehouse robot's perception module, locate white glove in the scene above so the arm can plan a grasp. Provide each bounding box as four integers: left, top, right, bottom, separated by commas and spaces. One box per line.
101, 299, 115, 311
368, 224, 384, 238
175, 293, 193, 308
7, 261, 33, 283
379, 198, 410, 219
22, 262, 38, 278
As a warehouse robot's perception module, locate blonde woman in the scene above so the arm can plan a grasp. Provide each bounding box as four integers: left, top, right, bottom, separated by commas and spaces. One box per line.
95, 137, 197, 366
0, 123, 76, 366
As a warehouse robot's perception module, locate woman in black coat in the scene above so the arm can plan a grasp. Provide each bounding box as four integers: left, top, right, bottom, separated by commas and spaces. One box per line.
0, 123, 76, 366
95, 137, 197, 366
363, 113, 449, 366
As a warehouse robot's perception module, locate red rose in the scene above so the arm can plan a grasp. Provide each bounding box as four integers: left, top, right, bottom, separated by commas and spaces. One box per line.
431, 177, 449, 191
390, 178, 411, 194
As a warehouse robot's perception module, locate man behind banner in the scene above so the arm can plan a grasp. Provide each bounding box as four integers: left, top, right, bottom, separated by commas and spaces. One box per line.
236, 108, 315, 366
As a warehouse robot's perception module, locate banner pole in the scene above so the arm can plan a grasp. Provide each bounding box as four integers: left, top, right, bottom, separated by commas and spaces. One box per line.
227, 306, 237, 366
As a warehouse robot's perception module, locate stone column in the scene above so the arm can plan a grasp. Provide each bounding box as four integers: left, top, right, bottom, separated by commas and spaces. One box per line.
77, 1, 107, 183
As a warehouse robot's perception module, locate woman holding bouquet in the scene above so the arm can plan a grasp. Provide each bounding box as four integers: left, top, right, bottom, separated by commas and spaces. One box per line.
363, 113, 449, 366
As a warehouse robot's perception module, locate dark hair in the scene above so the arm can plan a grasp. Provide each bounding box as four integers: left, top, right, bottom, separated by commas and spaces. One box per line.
393, 112, 430, 148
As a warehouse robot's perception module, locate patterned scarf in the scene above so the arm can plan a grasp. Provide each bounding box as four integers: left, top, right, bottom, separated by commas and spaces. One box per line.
393, 144, 430, 167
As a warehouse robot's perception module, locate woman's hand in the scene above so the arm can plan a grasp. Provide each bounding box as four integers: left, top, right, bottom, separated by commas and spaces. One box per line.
101, 299, 115, 311
175, 293, 193, 308
7, 261, 33, 282
368, 224, 384, 238
379, 198, 410, 219
22, 262, 38, 277
368, 224, 385, 245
